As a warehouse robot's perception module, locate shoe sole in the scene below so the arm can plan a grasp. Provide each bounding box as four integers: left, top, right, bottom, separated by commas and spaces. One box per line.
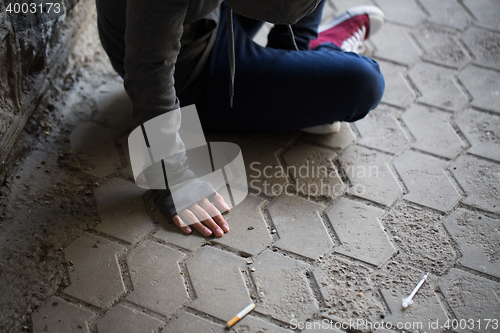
301, 121, 342, 135
318, 5, 385, 37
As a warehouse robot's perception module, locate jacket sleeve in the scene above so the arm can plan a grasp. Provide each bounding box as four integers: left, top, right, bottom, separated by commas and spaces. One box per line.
124, 0, 186, 121
124, 0, 215, 218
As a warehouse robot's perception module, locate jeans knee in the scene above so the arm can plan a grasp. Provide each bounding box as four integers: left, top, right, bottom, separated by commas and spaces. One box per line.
368, 61, 385, 108
348, 58, 385, 121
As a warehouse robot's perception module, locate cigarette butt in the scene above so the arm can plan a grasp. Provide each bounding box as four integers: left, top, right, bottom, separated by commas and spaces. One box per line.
226, 303, 256, 328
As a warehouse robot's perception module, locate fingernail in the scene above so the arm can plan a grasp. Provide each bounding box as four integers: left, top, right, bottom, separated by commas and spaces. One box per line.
183, 226, 192, 233
222, 225, 229, 232
216, 228, 223, 236
204, 228, 212, 235
224, 203, 231, 211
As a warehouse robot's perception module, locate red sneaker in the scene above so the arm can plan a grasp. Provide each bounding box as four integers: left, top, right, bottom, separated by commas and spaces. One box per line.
310, 6, 384, 53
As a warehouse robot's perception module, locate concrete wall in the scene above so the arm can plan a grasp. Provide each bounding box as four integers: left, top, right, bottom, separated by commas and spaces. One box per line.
0, 0, 95, 178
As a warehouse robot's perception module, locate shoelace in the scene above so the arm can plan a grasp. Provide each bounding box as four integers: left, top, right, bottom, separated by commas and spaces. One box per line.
287, 25, 299, 51
340, 25, 366, 54
227, 7, 235, 108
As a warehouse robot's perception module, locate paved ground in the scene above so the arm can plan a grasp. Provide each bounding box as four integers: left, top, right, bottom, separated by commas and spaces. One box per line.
1, 0, 499, 332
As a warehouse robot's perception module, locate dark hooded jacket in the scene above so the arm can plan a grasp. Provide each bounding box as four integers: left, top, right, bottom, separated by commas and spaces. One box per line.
95, 0, 322, 217
96, 0, 322, 123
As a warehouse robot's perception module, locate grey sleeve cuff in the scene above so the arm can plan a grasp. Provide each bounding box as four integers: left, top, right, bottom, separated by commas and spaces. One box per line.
152, 179, 215, 220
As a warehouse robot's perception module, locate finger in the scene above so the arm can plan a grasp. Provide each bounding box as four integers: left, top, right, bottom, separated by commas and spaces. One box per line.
172, 214, 192, 234
199, 198, 229, 233
190, 204, 224, 237
180, 209, 212, 237
212, 191, 231, 213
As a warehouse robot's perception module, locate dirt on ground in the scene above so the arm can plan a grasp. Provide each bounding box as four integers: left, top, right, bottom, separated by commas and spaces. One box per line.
0, 16, 119, 331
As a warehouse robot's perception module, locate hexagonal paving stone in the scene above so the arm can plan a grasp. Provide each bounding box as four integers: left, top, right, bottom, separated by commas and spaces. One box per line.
339, 146, 402, 206
214, 195, 273, 256
326, 198, 396, 266
238, 137, 287, 196
94, 178, 154, 244
458, 66, 500, 114
164, 311, 293, 333
252, 250, 318, 323
63, 233, 126, 309
381, 203, 457, 275
443, 209, 500, 278
408, 62, 468, 111
439, 268, 500, 333
186, 246, 252, 322
267, 195, 334, 260
126, 241, 188, 316
419, 0, 473, 30
373, 0, 426, 27
93, 79, 134, 132
374, 252, 439, 296
354, 105, 410, 155
393, 151, 461, 212
230, 315, 294, 333
413, 25, 471, 68
463, 0, 500, 31
370, 23, 422, 66
313, 256, 384, 323
377, 60, 416, 108
32, 297, 96, 333
401, 104, 465, 159
302, 123, 356, 151
283, 143, 344, 199
69, 122, 121, 178
163, 311, 222, 332
152, 221, 206, 251
96, 304, 163, 333
455, 109, 500, 161
450, 154, 500, 214
380, 288, 449, 333
462, 27, 500, 71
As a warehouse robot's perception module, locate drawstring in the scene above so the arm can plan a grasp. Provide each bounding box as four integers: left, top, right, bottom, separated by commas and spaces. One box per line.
287, 25, 299, 51
225, 8, 298, 107
226, 6, 235, 108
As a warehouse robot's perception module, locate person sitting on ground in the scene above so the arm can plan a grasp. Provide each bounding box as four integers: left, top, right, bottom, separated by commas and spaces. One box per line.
95, 0, 385, 236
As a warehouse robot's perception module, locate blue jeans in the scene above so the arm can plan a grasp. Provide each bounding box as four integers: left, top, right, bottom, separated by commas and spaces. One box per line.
179, 1, 385, 133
